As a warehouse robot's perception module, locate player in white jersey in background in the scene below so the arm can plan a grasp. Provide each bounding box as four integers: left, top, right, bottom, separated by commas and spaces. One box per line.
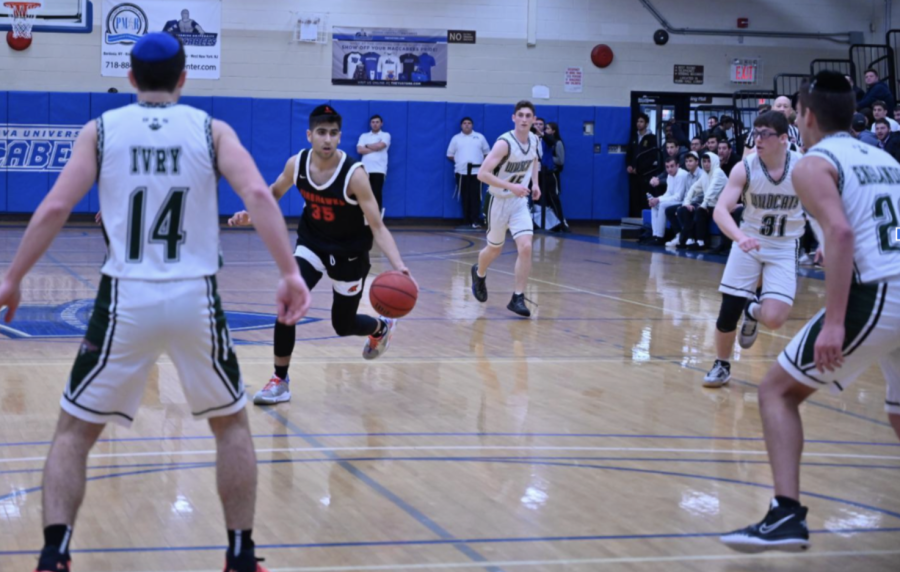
470, 100, 541, 317
704, 111, 806, 387
721, 71, 900, 553
0, 34, 310, 572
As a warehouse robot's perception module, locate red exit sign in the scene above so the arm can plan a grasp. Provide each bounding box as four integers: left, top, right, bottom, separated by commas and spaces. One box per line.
731, 63, 757, 83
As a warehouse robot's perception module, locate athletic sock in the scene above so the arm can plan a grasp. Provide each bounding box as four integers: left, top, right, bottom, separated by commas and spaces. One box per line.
227, 529, 255, 557
775, 495, 801, 509
273, 365, 288, 381
716, 359, 731, 369
373, 318, 387, 338
43, 524, 72, 555
514, 291, 523, 296
747, 301, 760, 320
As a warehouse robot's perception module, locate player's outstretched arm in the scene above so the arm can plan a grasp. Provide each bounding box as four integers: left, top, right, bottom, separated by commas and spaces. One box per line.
348, 168, 414, 282
477, 140, 529, 198
213, 120, 311, 324
0, 121, 98, 322
793, 156, 854, 373
228, 154, 296, 227
713, 162, 757, 251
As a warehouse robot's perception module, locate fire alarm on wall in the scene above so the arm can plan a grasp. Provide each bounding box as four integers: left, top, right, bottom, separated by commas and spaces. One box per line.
737, 17, 749, 29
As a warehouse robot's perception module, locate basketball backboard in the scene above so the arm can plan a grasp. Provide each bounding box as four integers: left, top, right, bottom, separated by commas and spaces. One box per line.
0, 0, 92, 33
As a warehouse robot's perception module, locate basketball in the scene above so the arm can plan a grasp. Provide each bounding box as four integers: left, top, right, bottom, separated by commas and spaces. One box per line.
369, 270, 418, 318
591, 44, 613, 68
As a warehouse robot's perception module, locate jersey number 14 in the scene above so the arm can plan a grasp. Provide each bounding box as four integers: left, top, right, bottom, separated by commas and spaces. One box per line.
126, 187, 188, 262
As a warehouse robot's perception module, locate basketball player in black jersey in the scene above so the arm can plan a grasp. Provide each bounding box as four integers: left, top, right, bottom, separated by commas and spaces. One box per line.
229, 105, 413, 405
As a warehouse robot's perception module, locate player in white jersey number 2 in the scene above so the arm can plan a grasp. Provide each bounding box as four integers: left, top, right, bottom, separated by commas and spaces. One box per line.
470, 100, 541, 317
720, 71, 900, 553
704, 111, 806, 388
0, 34, 310, 572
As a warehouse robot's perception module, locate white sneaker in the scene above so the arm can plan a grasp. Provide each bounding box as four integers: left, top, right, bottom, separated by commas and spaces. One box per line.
686, 238, 696, 246
739, 299, 760, 349
665, 234, 681, 247
703, 360, 732, 388
362, 318, 397, 360
798, 253, 812, 265
253, 375, 291, 405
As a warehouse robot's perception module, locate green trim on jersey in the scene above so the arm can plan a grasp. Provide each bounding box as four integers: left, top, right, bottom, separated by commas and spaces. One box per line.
206, 276, 242, 398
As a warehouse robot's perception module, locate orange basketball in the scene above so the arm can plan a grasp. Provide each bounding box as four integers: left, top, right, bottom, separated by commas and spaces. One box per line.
369, 271, 418, 318
591, 44, 613, 68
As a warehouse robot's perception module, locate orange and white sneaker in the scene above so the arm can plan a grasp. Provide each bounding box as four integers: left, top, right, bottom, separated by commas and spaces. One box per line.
252, 375, 291, 405
362, 318, 397, 360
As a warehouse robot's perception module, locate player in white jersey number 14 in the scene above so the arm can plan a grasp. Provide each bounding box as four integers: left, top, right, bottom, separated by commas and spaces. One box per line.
704, 111, 806, 388
719, 71, 900, 554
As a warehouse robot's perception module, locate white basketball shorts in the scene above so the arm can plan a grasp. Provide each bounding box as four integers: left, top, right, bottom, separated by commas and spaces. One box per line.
486, 194, 533, 247
778, 280, 900, 414
719, 239, 799, 305
62, 275, 246, 427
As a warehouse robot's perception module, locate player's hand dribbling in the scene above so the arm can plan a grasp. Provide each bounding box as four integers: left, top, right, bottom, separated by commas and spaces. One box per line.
0, 279, 22, 323
736, 234, 760, 253
276, 273, 312, 325
228, 210, 252, 227
531, 186, 541, 201
396, 266, 419, 291
814, 323, 845, 373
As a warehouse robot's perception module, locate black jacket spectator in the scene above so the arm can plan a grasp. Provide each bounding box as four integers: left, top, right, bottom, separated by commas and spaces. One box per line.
858, 70, 895, 113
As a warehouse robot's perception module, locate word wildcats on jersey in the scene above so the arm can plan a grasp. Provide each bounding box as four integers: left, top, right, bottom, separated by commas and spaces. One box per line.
130, 147, 183, 175
0, 124, 82, 171
501, 159, 533, 175
749, 193, 801, 210
852, 164, 900, 186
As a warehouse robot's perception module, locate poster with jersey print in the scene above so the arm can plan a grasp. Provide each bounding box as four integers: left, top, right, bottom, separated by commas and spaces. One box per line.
332, 27, 447, 87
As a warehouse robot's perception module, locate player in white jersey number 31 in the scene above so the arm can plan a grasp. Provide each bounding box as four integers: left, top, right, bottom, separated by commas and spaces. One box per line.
719, 71, 900, 554
0, 33, 310, 572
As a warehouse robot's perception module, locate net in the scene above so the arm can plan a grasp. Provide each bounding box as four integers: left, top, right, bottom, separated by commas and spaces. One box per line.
4, 2, 41, 38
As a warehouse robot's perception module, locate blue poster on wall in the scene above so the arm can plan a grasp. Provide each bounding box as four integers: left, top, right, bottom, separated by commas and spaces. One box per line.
332, 27, 447, 88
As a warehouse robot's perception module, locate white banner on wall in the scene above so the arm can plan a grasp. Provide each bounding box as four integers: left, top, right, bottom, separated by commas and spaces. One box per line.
564, 67, 583, 93
101, 0, 221, 79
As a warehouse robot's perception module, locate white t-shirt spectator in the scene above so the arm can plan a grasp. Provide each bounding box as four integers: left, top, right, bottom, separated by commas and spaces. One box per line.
357, 130, 391, 175
447, 131, 490, 175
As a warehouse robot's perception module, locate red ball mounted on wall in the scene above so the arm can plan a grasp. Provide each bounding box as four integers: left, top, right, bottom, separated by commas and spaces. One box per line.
591, 44, 613, 69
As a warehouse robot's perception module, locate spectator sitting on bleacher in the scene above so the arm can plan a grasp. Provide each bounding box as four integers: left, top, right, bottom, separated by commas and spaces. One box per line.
717, 140, 739, 176
719, 116, 736, 147
858, 68, 895, 113
665, 151, 703, 247
705, 134, 720, 154
894, 107, 900, 124
852, 113, 879, 146
648, 157, 690, 246
690, 136, 703, 154
874, 118, 900, 160
627, 113, 659, 216
648, 141, 683, 192
676, 151, 727, 251
870, 100, 900, 132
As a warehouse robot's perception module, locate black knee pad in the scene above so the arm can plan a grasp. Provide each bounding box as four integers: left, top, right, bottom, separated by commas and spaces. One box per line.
716, 294, 746, 333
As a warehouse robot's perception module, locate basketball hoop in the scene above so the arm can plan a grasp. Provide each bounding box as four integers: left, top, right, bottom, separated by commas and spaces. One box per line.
4, 2, 40, 51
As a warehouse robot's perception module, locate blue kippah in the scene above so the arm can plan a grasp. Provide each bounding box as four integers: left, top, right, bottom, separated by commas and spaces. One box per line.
132, 33, 180, 62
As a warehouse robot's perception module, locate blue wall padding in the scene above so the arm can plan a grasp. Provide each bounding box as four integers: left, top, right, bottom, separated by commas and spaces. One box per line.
371, 101, 408, 218
7, 92, 49, 213
0, 92, 7, 212
251, 98, 292, 216
289, 99, 328, 216
558, 106, 595, 219
1, 92, 633, 221
211, 97, 253, 218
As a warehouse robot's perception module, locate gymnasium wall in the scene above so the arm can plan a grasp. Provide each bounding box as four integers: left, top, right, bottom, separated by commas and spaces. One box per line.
1, 0, 880, 105
0, 91, 630, 220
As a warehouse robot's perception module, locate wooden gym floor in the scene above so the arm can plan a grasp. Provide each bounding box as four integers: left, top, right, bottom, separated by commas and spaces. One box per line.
0, 225, 898, 571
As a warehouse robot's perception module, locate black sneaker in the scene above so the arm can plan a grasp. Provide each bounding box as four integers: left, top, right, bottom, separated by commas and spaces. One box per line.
35, 546, 71, 572
507, 293, 531, 317
720, 498, 810, 553
471, 264, 488, 302
224, 550, 266, 572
